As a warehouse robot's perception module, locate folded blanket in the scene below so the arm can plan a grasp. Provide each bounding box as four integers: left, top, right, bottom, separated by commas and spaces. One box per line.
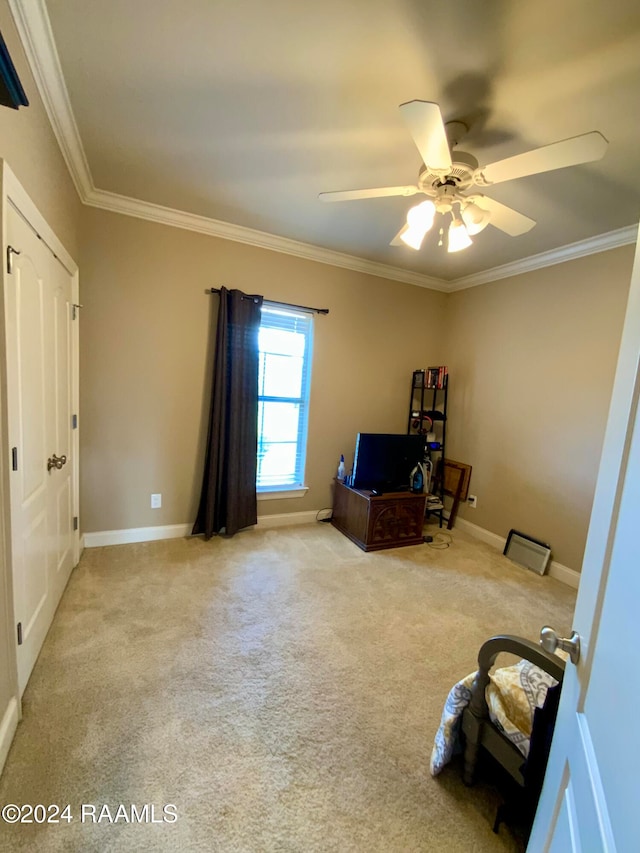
430, 659, 558, 776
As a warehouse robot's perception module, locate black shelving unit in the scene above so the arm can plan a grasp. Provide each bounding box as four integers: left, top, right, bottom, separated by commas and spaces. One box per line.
407, 368, 448, 527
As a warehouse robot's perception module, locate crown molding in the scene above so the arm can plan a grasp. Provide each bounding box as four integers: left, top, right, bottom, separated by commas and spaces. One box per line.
84, 187, 448, 290
10, 0, 639, 295
447, 224, 639, 291
9, 0, 94, 199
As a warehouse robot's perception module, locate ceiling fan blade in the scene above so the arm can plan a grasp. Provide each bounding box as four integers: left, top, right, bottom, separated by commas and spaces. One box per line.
319, 185, 419, 202
390, 224, 409, 246
399, 100, 452, 173
478, 131, 608, 185
469, 195, 536, 236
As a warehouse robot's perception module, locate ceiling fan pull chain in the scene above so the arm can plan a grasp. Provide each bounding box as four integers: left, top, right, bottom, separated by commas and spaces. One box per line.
438, 227, 444, 247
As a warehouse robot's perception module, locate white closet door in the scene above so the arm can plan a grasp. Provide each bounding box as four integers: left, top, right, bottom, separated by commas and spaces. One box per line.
5, 202, 74, 694
48, 247, 74, 601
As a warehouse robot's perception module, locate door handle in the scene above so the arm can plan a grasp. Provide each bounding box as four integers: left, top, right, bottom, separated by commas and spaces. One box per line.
540, 625, 581, 665
47, 454, 67, 472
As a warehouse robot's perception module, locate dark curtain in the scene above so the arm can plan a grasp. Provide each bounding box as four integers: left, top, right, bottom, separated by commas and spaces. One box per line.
192, 287, 263, 538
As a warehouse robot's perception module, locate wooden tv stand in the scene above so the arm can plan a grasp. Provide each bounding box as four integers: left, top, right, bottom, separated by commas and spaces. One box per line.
331, 480, 427, 552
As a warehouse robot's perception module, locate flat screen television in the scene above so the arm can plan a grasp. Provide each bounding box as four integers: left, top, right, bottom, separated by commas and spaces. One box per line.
351, 433, 426, 493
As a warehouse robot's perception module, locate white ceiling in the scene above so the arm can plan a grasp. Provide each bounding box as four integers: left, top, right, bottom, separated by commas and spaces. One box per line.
34, 0, 640, 281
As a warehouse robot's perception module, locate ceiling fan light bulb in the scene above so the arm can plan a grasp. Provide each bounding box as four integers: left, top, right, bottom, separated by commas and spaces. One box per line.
400, 226, 427, 250
462, 201, 491, 235
406, 199, 436, 231
448, 219, 473, 253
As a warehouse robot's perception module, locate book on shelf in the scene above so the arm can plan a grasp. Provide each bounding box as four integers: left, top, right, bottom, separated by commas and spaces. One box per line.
425, 366, 448, 389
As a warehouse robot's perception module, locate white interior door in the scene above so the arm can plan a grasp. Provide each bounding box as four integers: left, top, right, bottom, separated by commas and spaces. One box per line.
5, 201, 75, 694
48, 246, 74, 597
528, 229, 640, 851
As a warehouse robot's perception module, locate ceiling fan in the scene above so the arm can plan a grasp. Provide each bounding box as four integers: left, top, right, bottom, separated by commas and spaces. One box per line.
319, 101, 608, 253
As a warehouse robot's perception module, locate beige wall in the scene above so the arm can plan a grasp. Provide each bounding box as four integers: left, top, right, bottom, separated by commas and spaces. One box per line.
0, 0, 82, 766
444, 246, 634, 571
79, 207, 447, 532
78, 203, 632, 573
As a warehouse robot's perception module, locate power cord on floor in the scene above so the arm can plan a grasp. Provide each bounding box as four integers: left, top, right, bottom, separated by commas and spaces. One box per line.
424, 532, 453, 549
316, 508, 333, 523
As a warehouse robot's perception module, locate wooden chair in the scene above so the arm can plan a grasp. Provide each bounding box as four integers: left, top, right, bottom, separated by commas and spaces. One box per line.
429, 459, 472, 529
461, 635, 565, 835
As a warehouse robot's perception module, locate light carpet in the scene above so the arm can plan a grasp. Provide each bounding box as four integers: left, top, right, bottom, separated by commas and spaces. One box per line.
0, 522, 575, 852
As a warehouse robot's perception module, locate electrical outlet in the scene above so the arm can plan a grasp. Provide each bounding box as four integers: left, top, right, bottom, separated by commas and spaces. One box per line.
468, 494, 477, 509
151, 493, 162, 509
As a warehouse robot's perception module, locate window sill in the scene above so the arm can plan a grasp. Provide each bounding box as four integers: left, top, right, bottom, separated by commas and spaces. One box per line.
257, 487, 308, 501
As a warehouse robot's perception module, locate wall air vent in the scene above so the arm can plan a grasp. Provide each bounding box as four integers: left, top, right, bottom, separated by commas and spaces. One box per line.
503, 529, 551, 576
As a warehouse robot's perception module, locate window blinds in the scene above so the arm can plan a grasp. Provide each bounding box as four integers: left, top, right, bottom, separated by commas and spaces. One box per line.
256, 305, 313, 490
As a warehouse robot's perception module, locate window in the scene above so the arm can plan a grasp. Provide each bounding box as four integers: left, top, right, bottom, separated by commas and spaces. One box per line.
257, 304, 313, 493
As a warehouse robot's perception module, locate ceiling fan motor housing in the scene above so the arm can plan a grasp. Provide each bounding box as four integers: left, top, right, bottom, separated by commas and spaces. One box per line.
418, 150, 479, 194
433, 184, 458, 214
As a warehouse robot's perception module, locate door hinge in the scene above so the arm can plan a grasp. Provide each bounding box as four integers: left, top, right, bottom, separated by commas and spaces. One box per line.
7, 245, 21, 274
72, 303, 83, 320
11, 447, 18, 471
73, 516, 78, 531
17, 622, 22, 645
72, 413, 78, 429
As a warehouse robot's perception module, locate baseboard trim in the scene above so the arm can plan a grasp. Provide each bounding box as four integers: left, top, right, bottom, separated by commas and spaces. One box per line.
257, 510, 319, 528
0, 696, 19, 775
84, 523, 192, 547
453, 517, 580, 589
83, 512, 321, 547
454, 516, 505, 549
546, 560, 580, 589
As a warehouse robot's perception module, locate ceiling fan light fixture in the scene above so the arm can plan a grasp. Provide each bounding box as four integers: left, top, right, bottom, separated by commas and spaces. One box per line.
400, 227, 427, 250
400, 200, 436, 250
448, 218, 473, 253
407, 199, 436, 230
461, 200, 491, 235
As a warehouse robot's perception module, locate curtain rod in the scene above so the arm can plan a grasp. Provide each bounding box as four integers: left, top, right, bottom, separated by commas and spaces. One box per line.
207, 288, 329, 315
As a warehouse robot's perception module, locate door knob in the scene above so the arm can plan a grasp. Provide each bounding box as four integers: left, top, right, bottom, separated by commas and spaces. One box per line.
540, 625, 581, 665
47, 454, 67, 472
